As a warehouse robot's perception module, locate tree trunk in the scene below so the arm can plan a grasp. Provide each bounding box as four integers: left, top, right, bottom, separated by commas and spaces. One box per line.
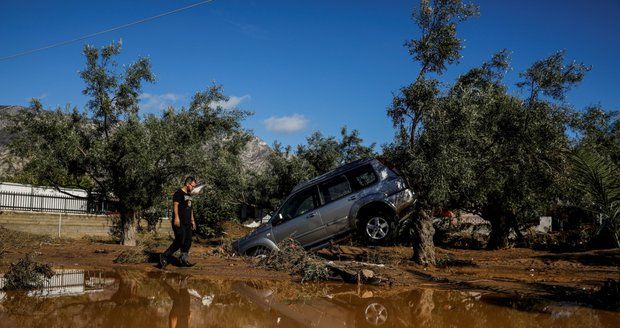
120, 210, 138, 246
487, 215, 511, 250
411, 209, 436, 266
592, 219, 620, 249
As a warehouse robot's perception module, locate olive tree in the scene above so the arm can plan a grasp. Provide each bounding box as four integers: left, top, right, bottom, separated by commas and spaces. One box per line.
386, 0, 479, 265
8, 42, 249, 245
430, 51, 586, 249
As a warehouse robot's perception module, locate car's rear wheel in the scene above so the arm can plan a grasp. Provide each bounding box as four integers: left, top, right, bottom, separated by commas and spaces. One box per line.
358, 211, 396, 245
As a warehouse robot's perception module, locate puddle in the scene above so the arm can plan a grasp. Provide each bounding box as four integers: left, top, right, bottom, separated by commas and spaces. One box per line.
0, 269, 618, 327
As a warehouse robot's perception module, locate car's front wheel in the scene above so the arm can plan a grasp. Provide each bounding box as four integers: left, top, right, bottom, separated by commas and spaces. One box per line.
246, 245, 272, 257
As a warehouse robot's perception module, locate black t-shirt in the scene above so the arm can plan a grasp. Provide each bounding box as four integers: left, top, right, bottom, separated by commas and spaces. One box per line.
173, 188, 192, 225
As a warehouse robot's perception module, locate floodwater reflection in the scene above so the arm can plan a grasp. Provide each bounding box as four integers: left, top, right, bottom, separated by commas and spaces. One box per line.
0, 269, 617, 327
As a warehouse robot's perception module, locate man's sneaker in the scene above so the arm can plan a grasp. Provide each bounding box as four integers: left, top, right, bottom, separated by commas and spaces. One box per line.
179, 259, 196, 268
159, 253, 168, 269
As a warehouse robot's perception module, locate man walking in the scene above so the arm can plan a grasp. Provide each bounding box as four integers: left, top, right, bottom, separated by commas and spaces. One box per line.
160, 176, 197, 268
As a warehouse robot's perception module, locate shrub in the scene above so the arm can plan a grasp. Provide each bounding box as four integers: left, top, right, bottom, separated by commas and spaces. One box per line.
2, 254, 54, 290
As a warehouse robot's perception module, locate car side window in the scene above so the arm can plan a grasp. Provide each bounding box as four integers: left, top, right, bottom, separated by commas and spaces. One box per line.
279, 188, 318, 221
347, 165, 378, 190
319, 175, 352, 204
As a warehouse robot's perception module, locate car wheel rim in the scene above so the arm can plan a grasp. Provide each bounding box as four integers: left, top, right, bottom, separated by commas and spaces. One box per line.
253, 246, 269, 257
364, 302, 388, 325
366, 217, 389, 240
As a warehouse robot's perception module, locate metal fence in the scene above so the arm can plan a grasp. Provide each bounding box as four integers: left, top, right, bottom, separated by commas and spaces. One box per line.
0, 190, 113, 214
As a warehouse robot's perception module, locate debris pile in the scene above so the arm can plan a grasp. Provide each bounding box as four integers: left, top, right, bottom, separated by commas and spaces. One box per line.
257, 238, 329, 282
2, 253, 54, 290
257, 238, 390, 284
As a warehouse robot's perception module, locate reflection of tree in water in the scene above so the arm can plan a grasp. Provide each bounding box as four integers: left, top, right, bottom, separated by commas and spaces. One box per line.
411, 289, 435, 328
102, 270, 163, 327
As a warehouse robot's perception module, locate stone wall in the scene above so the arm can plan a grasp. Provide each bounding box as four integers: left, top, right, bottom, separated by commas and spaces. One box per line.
0, 210, 172, 239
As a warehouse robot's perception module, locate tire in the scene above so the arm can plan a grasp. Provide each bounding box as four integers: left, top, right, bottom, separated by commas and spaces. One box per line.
246, 245, 272, 257
356, 299, 391, 326
358, 211, 396, 246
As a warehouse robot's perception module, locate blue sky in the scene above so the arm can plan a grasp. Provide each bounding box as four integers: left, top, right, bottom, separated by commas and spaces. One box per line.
1, 0, 619, 148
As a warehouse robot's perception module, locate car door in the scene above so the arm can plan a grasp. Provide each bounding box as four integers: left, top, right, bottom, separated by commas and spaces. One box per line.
318, 175, 357, 237
272, 186, 327, 247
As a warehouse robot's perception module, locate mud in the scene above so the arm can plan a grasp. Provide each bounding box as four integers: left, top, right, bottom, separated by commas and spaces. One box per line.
0, 226, 618, 326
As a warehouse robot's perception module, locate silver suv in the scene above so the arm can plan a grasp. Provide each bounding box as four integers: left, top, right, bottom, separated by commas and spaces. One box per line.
233, 158, 415, 255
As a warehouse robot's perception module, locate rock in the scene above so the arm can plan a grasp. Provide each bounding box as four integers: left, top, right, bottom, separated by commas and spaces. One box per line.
361, 269, 374, 279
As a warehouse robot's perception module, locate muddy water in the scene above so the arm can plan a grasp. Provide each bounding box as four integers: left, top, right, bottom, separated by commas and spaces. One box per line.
0, 269, 617, 328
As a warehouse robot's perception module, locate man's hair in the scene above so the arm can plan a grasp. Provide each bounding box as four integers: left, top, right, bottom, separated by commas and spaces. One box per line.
184, 176, 196, 185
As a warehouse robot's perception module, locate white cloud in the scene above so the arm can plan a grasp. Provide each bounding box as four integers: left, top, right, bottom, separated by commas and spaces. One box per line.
212, 95, 251, 110
263, 114, 309, 133
139, 93, 184, 110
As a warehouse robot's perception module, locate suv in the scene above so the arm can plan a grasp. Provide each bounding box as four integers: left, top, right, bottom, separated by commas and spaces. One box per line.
233, 158, 415, 255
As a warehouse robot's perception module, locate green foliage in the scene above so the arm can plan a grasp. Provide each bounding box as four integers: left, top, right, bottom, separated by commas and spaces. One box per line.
249, 142, 316, 210
572, 106, 619, 166
297, 127, 376, 175
193, 195, 229, 239
389, 8, 588, 250
7, 42, 250, 245
517, 50, 591, 102
405, 0, 479, 77
2, 254, 54, 290
387, 78, 440, 145
568, 150, 620, 247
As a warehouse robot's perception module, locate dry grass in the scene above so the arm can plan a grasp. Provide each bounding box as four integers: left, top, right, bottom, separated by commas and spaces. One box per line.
113, 232, 167, 264
208, 238, 237, 258
0, 227, 63, 251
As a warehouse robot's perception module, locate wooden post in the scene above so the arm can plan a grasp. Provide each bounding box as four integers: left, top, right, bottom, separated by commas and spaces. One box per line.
58, 213, 62, 238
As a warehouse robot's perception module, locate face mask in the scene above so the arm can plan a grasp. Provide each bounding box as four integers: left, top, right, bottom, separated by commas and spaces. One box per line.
191, 183, 205, 195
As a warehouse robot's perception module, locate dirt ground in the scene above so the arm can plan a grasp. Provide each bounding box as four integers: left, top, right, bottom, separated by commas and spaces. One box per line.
1, 225, 618, 309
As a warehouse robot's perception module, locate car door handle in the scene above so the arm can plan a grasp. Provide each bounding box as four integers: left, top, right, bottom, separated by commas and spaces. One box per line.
307, 212, 316, 218
348, 195, 357, 201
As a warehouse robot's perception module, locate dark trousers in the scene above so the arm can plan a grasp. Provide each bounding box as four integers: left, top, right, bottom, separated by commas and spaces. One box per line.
164, 223, 193, 257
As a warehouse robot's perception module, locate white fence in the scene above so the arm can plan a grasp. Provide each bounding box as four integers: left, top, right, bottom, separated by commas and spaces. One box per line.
0, 182, 112, 214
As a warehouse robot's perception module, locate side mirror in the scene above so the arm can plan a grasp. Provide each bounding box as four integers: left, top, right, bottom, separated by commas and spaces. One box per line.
272, 213, 283, 225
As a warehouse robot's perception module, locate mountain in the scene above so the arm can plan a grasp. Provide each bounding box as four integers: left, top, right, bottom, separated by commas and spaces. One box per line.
240, 135, 271, 173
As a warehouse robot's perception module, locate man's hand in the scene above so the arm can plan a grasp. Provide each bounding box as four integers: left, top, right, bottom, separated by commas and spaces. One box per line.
191, 221, 196, 231
173, 218, 181, 228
